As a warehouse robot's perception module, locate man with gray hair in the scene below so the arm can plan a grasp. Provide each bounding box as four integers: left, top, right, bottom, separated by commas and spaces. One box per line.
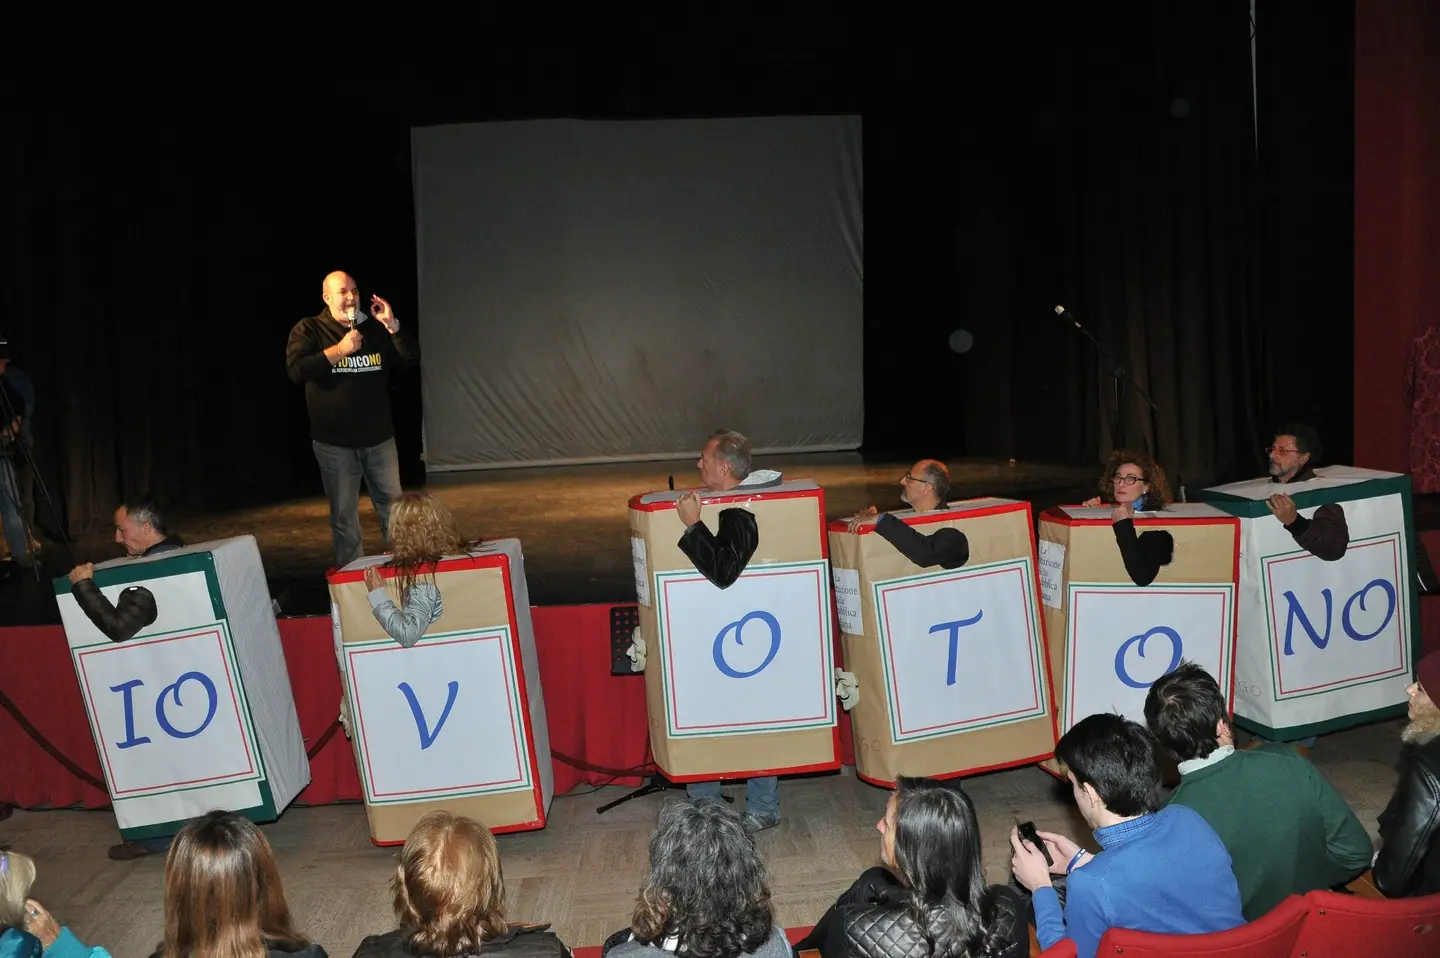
66, 494, 187, 860
845, 458, 970, 570
675, 428, 784, 830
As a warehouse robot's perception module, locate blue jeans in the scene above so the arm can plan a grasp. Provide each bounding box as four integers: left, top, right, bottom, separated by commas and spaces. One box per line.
687, 776, 779, 819
312, 438, 403, 568
0, 456, 28, 563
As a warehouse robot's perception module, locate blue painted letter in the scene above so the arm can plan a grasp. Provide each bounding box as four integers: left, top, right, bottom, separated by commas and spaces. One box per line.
1282, 589, 1334, 656
713, 611, 782, 678
155, 671, 218, 740
110, 679, 152, 749
1341, 578, 1397, 642
1114, 626, 1184, 689
398, 681, 459, 750
928, 612, 985, 686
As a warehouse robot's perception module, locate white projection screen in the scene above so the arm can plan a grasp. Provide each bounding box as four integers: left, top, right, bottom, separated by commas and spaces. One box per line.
411, 115, 863, 471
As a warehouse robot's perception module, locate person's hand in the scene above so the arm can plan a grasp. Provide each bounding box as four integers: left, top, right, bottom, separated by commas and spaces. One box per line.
69, 563, 95, 584
1035, 829, 1086, 874
364, 566, 383, 591
1009, 827, 1053, 890
846, 505, 879, 533
23, 899, 60, 949
337, 327, 364, 357
1266, 493, 1298, 526
1111, 503, 1134, 523
371, 293, 398, 332
1081, 496, 1102, 507
676, 492, 702, 527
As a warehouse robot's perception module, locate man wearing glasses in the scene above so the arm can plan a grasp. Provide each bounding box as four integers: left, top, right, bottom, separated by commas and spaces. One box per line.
1263, 423, 1349, 562
844, 459, 970, 570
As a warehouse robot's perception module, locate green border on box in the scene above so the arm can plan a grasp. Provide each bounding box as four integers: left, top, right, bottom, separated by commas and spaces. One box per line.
1203, 476, 1419, 740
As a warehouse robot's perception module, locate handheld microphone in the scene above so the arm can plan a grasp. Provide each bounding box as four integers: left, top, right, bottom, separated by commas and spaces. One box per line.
1055, 305, 1080, 327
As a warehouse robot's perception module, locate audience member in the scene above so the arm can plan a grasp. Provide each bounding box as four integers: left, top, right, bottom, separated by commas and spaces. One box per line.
1144, 661, 1372, 918
0, 851, 111, 958
602, 800, 790, 958
353, 811, 569, 958
148, 811, 326, 958
1374, 650, 1440, 897
794, 776, 1025, 958
1011, 713, 1243, 958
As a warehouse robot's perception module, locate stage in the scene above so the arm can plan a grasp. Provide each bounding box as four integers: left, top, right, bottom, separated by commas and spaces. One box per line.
0, 453, 1098, 624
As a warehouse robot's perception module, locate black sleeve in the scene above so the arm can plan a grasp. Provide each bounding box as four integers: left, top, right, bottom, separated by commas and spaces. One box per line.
1285, 502, 1350, 562
677, 508, 759, 589
72, 579, 158, 642
386, 324, 421, 367
1111, 519, 1174, 587
873, 514, 970, 570
284, 319, 333, 384
1374, 753, 1440, 897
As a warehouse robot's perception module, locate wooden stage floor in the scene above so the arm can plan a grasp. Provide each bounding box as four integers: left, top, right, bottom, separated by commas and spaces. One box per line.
0, 453, 1096, 624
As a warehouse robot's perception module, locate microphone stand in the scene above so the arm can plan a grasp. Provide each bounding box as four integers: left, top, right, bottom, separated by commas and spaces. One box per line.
1055, 307, 1159, 451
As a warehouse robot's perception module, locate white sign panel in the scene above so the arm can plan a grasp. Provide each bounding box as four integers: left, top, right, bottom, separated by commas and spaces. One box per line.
832, 566, 863, 634
1064, 584, 1236, 733
71, 623, 263, 801
1037, 540, 1066, 610
1229, 491, 1414, 731
654, 560, 836, 737
873, 557, 1048, 743
631, 537, 651, 607
345, 628, 531, 804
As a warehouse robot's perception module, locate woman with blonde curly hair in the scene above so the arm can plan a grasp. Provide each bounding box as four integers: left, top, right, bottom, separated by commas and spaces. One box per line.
363, 492, 473, 648
352, 812, 568, 958
1079, 450, 1174, 587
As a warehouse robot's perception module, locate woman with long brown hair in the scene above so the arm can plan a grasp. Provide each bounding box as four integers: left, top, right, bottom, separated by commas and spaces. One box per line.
1080, 450, 1174, 587
352, 811, 568, 958
363, 493, 471, 648
148, 811, 325, 958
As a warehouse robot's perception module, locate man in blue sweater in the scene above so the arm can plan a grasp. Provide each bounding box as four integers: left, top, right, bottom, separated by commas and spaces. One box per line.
1011, 713, 1244, 958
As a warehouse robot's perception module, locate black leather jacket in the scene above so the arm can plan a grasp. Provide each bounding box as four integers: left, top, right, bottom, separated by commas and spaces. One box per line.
801, 867, 1027, 958
678, 509, 759, 589
1375, 731, 1440, 898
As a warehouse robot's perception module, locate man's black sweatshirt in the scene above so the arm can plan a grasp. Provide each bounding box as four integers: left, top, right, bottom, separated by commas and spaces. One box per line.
285, 309, 421, 448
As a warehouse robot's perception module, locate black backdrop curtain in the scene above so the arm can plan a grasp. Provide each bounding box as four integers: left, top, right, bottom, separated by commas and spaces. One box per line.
0, 110, 425, 532
2, 4, 1353, 534
940, 1, 1269, 492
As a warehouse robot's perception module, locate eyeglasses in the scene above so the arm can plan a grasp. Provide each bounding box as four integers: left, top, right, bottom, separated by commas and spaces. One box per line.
1265, 446, 1299, 456
1112, 474, 1147, 485
900, 474, 933, 486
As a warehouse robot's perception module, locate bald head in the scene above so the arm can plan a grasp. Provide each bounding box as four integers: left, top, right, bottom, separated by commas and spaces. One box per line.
322, 271, 359, 322
901, 459, 950, 511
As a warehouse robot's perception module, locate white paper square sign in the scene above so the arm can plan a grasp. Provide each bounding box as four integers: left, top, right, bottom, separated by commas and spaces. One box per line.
873, 557, 1049, 743
1064, 584, 1235, 733
72, 623, 263, 801
654, 560, 836, 737
346, 628, 532, 805
1260, 534, 1409, 701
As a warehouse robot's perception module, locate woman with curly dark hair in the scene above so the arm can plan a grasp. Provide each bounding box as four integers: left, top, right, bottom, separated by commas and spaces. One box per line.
795, 777, 1025, 958
1080, 450, 1174, 587
602, 800, 789, 958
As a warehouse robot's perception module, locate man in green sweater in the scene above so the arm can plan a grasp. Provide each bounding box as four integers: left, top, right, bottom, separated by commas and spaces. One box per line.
1144, 661, 1373, 919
